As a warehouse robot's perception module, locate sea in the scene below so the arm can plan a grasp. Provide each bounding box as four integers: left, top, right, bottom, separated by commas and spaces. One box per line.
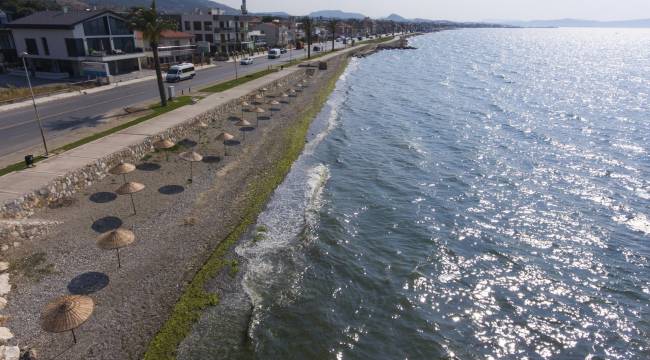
195, 28, 650, 359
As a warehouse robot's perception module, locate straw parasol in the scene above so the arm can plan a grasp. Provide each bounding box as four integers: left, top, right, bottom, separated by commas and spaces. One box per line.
153, 139, 175, 161
41, 295, 94, 343
116, 182, 145, 215
216, 132, 235, 156
289, 89, 297, 96
109, 162, 135, 184
179, 151, 203, 183
235, 119, 253, 141
253, 107, 265, 126
197, 121, 209, 142
97, 228, 135, 268
260, 87, 268, 97
253, 93, 263, 105
240, 101, 250, 121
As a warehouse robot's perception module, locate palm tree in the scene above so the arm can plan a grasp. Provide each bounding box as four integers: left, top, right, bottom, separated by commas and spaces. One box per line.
301, 17, 313, 59
328, 18, 339, 52
128, 0, 175, 107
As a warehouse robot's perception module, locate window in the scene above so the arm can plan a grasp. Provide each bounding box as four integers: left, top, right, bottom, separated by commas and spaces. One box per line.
204, 21, 212, 31
205, 34, 214, 43
193, 21, 202, 31
195, 34, 203, 42
65, 38, 85, 57
83, 16, 109, 36
108, 17, 131, 35
219, 21, 225, 29
25, 38, 38, 55
87, 37, 111, 53
113, 37, 135, 53
184, 21, 191, 31
41, 38, 49, 55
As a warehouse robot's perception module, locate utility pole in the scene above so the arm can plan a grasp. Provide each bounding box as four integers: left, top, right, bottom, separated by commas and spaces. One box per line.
21, 52, 49, 157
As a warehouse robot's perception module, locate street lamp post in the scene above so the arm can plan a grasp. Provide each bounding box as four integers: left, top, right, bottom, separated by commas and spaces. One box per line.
21, 52, 49, 157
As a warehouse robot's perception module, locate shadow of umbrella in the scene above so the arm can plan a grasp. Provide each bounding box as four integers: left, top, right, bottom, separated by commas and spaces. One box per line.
136, 163, 161, 172
91, 216, 123, 233
239, 126, 255, 142
178, 138, 198, 148
67, 272, 109, 295
158, 185, 185, 195
202, 155, 221, 164
89, 192, 117, 204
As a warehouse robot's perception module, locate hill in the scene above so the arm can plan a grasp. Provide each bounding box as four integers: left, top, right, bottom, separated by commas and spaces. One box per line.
309, 9, 366, 20
498, 18, 650, 28
57, 0, 239, 13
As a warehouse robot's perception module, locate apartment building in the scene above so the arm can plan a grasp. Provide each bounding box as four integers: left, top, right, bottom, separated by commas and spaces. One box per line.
253, 21, 288, 47
178, 8, 254, 55
6, 9, 144, 78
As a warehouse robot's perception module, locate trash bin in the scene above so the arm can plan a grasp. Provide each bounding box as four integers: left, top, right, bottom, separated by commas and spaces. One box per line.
167, 85, 175, 100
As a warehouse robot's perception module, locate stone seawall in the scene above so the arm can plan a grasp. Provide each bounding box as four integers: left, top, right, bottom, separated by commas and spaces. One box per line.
0, 70, 311, 222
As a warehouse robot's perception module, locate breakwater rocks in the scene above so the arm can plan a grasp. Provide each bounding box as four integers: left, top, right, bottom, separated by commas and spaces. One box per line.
354, 35, 420, 58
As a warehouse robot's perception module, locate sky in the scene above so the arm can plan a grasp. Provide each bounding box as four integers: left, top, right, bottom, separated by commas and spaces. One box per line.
216, 0, 650, 21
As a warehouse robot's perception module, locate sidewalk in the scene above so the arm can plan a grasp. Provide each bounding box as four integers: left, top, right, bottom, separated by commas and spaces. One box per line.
0, 45, 359, 216
0, 63, 219, 112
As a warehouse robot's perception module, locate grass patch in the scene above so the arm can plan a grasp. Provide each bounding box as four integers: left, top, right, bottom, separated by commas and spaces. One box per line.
228, 260, 239, 278
255, 225, 268, 233
201, 69, 276, 93
143, 56, 351, 360
0, 96, 193, 177
10, 252, 56, 282
0, 83, 96, 103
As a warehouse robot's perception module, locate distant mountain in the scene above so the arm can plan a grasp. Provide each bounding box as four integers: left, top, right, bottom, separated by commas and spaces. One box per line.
497, 18, 650, 28
384, 13, 407, 22
63, 0, 239, 13
309, 9, 366, 20
254, 11, 290, 18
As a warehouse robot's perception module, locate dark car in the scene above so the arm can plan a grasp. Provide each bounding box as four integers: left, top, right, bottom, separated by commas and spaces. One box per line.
313, 46, 321, 52
280, 48, 288, 54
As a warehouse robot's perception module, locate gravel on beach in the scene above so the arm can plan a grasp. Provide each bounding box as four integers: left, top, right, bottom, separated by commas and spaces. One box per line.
1, 55, 348, 359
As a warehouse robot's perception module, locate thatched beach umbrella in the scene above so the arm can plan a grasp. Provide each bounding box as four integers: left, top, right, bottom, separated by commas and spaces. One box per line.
253, 94, 263, 105
179, 151, 203, 183
260, 87, 268, 97
197, 121, 209, 142
116, 182, 145, 215
235, 119, 253, 141
41, 295, 94, 344
253, 107, 265, 126
109, 162, 135, 184
240, 101, 250, 121
97, 228, 135, 268
216, 132, 235, 156
153, 139, 175, 161
289, 89, 297, 97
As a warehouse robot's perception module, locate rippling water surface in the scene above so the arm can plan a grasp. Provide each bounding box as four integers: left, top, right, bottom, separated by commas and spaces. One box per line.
239, 29, 650, 359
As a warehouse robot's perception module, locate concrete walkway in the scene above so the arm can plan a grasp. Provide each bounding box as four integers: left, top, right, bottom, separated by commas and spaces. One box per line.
0, 46, 357, 211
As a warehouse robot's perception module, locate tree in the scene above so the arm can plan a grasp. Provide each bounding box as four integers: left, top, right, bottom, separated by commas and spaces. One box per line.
0, 0, 60, 20
328, 18, 339, 52
301, 17, 313, 59
128, 0, 175, 107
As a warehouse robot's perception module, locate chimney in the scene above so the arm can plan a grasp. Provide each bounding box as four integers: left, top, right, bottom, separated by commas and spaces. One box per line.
241, 0, 248, 15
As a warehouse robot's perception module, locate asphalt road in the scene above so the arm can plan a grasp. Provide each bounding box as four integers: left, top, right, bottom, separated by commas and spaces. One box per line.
0, 41, 346, 159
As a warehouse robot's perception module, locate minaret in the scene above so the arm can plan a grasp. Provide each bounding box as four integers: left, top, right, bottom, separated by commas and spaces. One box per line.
241, 0, 248, 14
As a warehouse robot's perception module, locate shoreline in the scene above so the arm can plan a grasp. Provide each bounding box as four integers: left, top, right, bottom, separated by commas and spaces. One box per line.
145, 55, 352, 360
1, 50, 355, 359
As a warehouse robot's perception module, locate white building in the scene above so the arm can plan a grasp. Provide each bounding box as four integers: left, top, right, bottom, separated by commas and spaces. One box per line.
7, 9, 145, 78
253, 22, 288, 47
178, 8, 254, 55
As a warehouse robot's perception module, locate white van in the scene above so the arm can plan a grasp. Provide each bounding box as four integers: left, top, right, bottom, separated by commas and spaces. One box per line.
165, 63, 195, 82
268, 48, 282, 59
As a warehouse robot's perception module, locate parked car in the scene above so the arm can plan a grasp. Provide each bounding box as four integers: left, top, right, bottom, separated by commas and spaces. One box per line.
240, 57, 254, 65
268, 48, 282, 59
358, 36, 363, 41
313, 46, 321, 52
280, 48, 288, 54
165, 63, 195, 82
